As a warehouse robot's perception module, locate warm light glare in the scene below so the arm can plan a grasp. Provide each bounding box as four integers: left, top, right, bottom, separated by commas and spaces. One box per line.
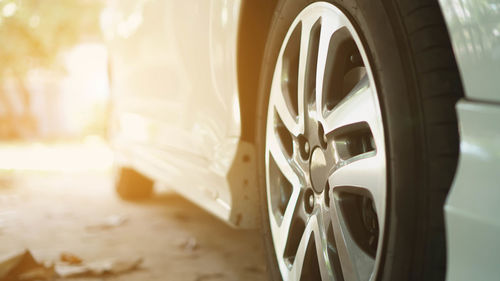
0, 136, 112, 172
2, 2, 17, 17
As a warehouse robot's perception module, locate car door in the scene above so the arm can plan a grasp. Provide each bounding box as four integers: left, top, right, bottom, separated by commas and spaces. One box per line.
104, 0, 242, 221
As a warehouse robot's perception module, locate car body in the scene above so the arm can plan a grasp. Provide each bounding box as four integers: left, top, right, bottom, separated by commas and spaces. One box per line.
102, 0, 500, 280
438, 0, 500, 280
102, 0, 266, 228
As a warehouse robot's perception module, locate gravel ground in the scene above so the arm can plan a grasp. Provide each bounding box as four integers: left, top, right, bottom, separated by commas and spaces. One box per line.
0, 170, 269, 281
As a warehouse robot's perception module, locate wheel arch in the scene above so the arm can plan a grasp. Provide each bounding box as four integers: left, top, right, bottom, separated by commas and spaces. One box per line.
224, 0, 278, 228
236, 0, 278, 143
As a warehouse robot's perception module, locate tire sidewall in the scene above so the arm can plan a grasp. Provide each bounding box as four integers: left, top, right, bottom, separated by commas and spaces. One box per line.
256, 0, 426, 280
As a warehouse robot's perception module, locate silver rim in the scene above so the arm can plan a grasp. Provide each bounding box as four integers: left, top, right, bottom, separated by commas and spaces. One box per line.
265, 3, 386, 281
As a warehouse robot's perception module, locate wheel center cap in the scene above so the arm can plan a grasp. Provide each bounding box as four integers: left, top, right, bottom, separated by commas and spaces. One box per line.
310, 147, 327, 193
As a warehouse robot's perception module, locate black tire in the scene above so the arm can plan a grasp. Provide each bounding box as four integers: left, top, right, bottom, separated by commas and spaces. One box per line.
256, 0, 462, 280
114, 166, 154, 200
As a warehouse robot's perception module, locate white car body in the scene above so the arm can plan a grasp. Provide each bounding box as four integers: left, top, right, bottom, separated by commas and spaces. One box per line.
103, 0, 500, 279
438, 0, 500, 280
103, 0, 261, 227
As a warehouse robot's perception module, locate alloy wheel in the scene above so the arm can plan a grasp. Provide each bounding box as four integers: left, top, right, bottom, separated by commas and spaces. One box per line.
265, 3, 386, 281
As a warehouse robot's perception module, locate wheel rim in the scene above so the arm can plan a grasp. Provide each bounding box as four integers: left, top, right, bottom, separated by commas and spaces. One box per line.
265, 3, 386, 281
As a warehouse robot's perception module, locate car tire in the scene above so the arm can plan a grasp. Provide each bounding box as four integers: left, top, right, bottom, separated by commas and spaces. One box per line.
256, 0, 463, 280
114, 166, 154, 200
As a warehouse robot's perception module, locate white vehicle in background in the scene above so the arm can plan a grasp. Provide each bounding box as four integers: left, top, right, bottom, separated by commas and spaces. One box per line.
103, 0, 500, 280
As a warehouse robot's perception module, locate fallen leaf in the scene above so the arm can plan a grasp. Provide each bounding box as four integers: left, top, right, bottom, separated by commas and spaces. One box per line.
54, 263, 89, 277
0, 250, 54, 281
60, 252, 83, 265
85, 214, 128, 231
176, 237, 198, 252
55, 257, 143, 277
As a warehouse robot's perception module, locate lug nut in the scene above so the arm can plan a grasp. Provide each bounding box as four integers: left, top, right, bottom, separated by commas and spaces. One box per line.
318, 123, 327, 149
304, 189, 314, 213
298, 135, 310, 160
324, 182, 331, 208
309, 194, 314, 208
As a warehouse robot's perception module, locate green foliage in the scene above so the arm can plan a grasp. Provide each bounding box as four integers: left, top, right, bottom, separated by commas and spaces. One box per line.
0, 0, 103, 78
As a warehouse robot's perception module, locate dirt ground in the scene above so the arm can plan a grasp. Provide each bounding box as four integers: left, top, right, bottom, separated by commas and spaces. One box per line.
0, 167, 269, 281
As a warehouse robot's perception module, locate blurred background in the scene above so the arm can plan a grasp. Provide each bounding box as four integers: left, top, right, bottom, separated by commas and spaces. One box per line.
0, 0, 107, 140
0, 1, 267, 280
0, 0, 111, 172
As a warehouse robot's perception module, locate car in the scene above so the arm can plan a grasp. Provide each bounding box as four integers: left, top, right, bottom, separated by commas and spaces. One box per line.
102, 0, 500, 280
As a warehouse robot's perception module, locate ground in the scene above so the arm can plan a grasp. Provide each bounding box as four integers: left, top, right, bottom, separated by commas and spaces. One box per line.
0, 140, 269, 281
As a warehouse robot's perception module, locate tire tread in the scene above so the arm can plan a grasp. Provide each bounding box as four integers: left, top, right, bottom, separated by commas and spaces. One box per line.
396, 0, 462, 280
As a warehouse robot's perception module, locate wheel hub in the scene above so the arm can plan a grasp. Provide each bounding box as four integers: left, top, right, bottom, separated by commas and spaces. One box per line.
310, 146, 327, 193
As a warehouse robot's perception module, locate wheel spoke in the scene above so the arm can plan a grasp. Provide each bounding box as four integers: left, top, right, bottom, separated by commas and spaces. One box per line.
266, 105, 306, 257
267, 117, 304, 187
296, 19, 311, 126
284, 212, 340, 281
314, 15, 345, 116
330, 196, 375, 281
323, 77, 384, 149
289, 216, 315, 280
268, 183, 301, 257
271, 63, 303, 137
266, 127, 304, 257
314, 211, 336, 281
328, 153, 386, 225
